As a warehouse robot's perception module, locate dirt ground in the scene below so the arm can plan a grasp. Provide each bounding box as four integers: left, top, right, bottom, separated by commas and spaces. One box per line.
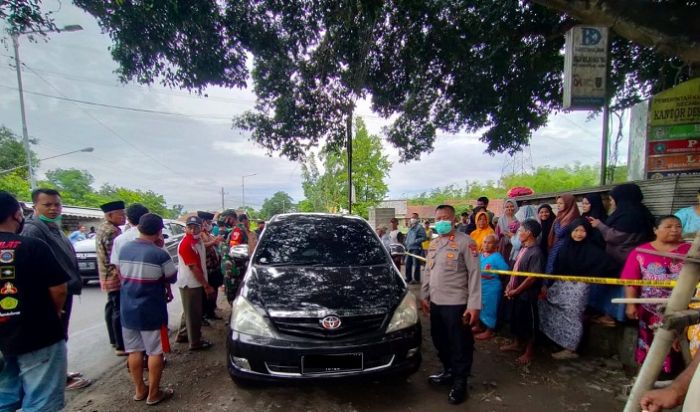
65, 286, 630, 412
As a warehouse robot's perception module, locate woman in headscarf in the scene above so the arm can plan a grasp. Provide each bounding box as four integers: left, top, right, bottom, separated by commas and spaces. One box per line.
537, 204, 555, 260
621, 215, 688, 377
539, 218, 620, 360
589, 183, 655, 325
496, 199, 520, 259
581, 193, 608, 248
545, 194, 580, 274
470, 211, 495, 252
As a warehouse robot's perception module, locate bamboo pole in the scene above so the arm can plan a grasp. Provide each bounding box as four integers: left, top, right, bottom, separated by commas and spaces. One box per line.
624, 230, 700, 412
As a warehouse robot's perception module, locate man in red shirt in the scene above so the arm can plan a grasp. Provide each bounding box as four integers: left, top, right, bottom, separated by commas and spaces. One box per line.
174, 216, 214, 350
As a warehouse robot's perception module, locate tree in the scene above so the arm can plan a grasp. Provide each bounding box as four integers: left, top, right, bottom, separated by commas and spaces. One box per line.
299, 118, 391, 217
260, 191, 294, 219
0, 126, 38, 181
534, 0, 700, 65
51, 1, 687, 163
45, 168, 100, 206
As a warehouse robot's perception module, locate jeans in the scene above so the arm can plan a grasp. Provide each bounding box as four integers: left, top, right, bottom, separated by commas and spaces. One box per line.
404, 249, 423, 282
105, 291, 124, 350
0, 340, 67, 412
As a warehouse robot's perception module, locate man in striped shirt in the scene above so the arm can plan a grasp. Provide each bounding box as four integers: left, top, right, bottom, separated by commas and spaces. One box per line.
117, 213, 177, 406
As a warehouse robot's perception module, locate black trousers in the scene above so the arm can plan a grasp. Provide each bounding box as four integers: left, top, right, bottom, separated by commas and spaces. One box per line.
62, 294, 73, 340
105, 291, 124, 350
430, 303, 474, 380
404, 249, 423, 282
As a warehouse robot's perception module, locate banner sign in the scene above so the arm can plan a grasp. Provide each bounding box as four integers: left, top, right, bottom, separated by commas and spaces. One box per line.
563, 26, 609, 109
647, 78, 700, 179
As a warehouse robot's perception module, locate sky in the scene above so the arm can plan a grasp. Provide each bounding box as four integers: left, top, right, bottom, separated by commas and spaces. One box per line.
0, 2, 628, 211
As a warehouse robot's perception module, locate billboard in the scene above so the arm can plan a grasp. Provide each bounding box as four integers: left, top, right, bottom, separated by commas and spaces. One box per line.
563, 26, 609, 109
646, 78, 700, 179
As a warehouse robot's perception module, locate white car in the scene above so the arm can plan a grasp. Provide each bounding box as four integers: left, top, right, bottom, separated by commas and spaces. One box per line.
74, 219, 186, 285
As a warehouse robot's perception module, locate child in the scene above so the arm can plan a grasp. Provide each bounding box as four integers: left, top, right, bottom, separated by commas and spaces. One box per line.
500, 219, 544, 364
474, 234, 509, 340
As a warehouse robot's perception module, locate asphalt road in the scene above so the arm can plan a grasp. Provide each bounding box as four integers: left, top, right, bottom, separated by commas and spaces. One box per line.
66, 282, 183, 380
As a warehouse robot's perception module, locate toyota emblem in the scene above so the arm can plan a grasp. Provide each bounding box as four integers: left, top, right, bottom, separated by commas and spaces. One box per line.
320, 315, 342, 330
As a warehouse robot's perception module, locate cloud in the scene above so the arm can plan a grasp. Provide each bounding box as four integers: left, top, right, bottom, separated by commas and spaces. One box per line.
0, 3, 625, 211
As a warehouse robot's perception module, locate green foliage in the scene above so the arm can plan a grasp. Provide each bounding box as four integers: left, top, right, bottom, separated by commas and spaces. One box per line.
71, 1, 684, 162
0, 126, 38, 181
45, 168, 95, 205
0, 171, 31, 200
260, 192, 295, 219
409, 164, 610, 205
300, 118, 391, 218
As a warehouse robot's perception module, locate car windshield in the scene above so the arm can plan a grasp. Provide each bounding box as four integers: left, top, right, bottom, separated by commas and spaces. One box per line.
254, 215, 387, 267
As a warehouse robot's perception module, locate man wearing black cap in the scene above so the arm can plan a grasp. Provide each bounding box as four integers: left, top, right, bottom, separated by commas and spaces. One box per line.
96, 200, 127, 356
117, 213, 177, 406
175, 216, 214, 350
197, 211, 223, 320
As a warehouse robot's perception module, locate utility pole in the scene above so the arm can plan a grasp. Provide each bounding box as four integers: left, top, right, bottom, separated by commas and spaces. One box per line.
241, 173, 256, 209
600, 103, 610, 185
220, 187, 225, 210
12, 34, 36, 190
347, 109, 353, 215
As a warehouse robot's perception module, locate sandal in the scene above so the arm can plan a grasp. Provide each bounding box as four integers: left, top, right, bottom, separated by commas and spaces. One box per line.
146, 388, 174, 406
67, 371, 82, 380
189, 340, 213, 351
66, 377, 91, 390
133, 392, 148, 401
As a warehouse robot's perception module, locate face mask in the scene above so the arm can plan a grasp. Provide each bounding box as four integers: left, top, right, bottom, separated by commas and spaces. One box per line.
39, 214, 62, 224
14, 216, 25, 234
434, 220, 453, 235
192, 233, 201, 240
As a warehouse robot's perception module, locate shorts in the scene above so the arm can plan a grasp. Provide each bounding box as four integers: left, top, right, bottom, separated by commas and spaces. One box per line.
0, 340, 67, 412
122, 327, 164, 356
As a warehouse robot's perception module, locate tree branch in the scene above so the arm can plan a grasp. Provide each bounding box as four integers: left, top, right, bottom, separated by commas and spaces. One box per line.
533, 0, 700, 64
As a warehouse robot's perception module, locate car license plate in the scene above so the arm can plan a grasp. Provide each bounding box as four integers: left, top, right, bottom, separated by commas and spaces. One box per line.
302, 353, 363, 374
78, 262, 95, 270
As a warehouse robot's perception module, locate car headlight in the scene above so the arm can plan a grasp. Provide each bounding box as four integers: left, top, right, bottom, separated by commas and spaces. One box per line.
230, 296, 276, 338
386, 291, 418, 334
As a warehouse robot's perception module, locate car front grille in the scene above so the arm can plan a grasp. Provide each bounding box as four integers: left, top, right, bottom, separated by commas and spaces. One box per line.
270, 313, 387, 339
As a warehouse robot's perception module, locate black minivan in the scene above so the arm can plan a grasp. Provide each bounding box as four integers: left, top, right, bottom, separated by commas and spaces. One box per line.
227, 213, 421, 383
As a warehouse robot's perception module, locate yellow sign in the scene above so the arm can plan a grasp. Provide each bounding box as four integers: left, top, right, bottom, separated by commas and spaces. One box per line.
649, 78, 700, 127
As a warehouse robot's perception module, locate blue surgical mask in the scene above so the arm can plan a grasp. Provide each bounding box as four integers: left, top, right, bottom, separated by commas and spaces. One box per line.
434, 220, 453, 235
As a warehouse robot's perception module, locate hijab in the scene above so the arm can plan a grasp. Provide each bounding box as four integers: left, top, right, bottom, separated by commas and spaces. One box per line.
582, 193, 608, 221
470, 211, 495, 251
537, 203, 554, 253
497, 199, 519, 235
466, 205, 486, 234
554, 217, 621, 277
605, 183, 655, 238
548, 193, 580, 248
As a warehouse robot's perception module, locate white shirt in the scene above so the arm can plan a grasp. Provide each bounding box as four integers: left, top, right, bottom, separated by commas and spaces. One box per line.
175, 235, 208, 289
389, 229, 400, 244
110, 226, 139, 266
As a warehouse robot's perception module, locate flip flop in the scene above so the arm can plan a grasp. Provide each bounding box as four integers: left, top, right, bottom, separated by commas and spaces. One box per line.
189, 340, 213, 351
67, 371, 83, 379
146, 388, 174, 406
66, 377, 91, 390
133, 392, 148, 401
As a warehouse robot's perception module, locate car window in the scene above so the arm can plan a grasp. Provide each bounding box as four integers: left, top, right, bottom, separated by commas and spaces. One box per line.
168, 222, 185, 236
254, 216, 387, 266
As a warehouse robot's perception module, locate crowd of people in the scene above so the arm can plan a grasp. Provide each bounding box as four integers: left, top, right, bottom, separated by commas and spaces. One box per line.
2, 183, 700, 410
388, 187, 700, 407
0, 188, 261, 411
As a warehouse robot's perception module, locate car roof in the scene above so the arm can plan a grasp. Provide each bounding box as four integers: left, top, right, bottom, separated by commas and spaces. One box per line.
269, 213, 368, 224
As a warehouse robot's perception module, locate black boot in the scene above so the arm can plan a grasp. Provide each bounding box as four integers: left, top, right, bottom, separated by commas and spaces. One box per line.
428, 369, 453, 386
447, 379, 467, 405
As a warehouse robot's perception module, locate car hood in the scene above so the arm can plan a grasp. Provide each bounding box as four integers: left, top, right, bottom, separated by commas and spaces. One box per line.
73, 238, 96, 253
245, 264, 405, 316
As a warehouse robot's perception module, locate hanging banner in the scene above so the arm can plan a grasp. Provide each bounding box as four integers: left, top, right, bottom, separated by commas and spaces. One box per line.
647, 78, 700, 179
563, 26, 609, 109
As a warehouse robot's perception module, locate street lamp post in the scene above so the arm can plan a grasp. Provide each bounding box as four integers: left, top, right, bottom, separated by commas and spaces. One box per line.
0, 147, 94, 175
11, 24, 83, 190
241, 173, 257, 209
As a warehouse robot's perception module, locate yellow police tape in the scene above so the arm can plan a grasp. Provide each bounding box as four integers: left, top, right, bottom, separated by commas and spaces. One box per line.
402, 252, 689, 288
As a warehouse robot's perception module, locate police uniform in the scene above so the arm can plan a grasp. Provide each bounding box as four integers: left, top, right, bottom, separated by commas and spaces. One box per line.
422, 230, 481, 391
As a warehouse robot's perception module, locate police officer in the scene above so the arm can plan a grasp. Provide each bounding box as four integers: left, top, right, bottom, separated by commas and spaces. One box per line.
421, 204, 481, 405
